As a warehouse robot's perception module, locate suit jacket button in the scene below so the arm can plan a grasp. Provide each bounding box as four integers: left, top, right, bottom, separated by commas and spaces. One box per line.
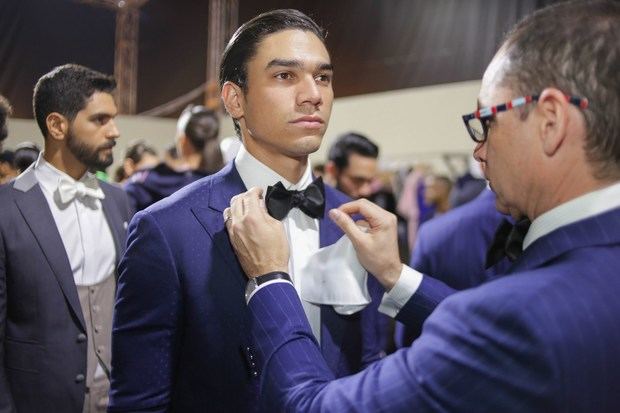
77, 333, 87, 343
75, 374, 85, 383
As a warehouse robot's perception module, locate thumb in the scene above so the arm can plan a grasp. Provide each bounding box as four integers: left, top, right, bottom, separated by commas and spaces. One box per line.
329, 208, 365, 244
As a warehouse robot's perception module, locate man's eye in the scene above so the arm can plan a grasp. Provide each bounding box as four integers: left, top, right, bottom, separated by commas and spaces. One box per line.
275, 72, 292, 80
315, 74, 331, 83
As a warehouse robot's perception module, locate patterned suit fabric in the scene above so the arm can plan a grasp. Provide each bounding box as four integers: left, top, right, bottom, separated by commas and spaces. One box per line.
396, 188, 510, 346
108, 162, 385, 412
0, 168, 132, 413
249, 207, 620, 412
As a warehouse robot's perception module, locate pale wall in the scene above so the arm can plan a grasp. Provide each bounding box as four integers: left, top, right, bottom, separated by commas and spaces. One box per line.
4, 79, 482, 175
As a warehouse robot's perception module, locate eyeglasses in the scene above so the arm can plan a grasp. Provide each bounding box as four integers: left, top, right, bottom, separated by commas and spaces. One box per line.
462, 94, 589, 143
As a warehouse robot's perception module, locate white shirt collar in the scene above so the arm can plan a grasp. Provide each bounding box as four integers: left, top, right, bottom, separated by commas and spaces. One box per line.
233, 144, 314, 193
523, 181, 620, 249
34, 152, 101, 200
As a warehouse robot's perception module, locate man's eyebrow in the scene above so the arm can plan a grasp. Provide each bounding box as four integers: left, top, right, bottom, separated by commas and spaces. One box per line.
265, 59, 333, 72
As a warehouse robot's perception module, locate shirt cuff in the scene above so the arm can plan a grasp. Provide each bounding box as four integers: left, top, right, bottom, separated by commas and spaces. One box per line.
245, 278, 293, 304
378, 265, 423, 318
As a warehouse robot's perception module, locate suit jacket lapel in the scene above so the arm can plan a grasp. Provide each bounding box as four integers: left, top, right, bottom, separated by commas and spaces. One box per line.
318, 187, 348, 365
319, 186, 345, 248
190, 162, 248, 289
12, 180, 87, 332
509, 207, 620, 274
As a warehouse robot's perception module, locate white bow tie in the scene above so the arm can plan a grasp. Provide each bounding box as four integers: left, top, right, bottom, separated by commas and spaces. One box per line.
57, 177, 105, 204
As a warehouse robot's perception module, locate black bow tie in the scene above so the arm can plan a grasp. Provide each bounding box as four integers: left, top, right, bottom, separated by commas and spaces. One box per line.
265, 177, 325, 220
485, 218, 531, 269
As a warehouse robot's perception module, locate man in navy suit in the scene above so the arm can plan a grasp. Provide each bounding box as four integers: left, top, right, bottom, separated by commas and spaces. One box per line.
226, 1, 620, 411
0, 65, 133, 413
108, 9, 384, 412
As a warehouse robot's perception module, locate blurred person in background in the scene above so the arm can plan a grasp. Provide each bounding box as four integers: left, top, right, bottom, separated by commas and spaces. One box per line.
123, 105, 224, 211
13, 141, 41, 174
325, 132, 378, 199
0, 95, 11, 153
423, 174, 453, 218
121, 139, 159, 181
0, 150, 17, 184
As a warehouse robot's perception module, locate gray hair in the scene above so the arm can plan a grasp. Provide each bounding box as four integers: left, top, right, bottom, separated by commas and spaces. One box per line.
499, 0, 620, 179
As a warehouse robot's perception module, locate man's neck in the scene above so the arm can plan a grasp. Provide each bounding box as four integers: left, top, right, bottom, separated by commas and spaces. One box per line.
243, 143, 309, 184
43, 148, 87, 181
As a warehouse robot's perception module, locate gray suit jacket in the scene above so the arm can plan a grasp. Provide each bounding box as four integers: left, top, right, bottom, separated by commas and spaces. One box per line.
0, 166, 133, 413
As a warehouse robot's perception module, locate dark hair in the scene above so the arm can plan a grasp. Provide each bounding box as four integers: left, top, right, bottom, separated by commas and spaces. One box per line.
0, 95, 12, 142
33, 64, 116, 138
13, 142, 40, 173
328, 132, 379, 169
0, 150, 14, 165
220, 9, 326, 136
124, 140, 157, 164
499, 0, 620, 179
178, 105, 224, 174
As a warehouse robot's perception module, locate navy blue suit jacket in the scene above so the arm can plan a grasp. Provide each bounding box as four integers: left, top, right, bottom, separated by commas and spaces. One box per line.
108, 162, 384, 412
249, 207, 620, 412
396, 189, 510, 346
0, 167, 132, 413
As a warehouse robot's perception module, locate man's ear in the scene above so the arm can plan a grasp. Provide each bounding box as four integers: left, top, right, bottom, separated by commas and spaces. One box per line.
537, 88, 569, 157
323, 161, 340, 186
221, 82, 244, 120
46, 112, 68, 141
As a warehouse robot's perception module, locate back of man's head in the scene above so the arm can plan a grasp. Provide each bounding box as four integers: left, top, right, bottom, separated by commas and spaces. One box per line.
0, 95, 12, 146
328, 132, 379, 170
498, 0, 620, 179
219, 9, 326, 136
33, 64, 116, 139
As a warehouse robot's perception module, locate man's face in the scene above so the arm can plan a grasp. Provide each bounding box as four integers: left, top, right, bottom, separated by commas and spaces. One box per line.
237, 29, 334, 160
473, 52, 538, 217
335, 153, 378, 199
423, 176, 450, 206
66, 92, 119, 170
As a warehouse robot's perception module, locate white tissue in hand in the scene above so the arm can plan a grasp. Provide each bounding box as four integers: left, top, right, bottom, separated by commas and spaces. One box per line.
299, 235, 370, 315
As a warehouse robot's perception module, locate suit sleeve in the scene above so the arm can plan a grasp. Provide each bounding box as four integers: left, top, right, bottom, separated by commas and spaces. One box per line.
0, 226, 16, 412
250, 282, 552, 412
108, 211, 181, 412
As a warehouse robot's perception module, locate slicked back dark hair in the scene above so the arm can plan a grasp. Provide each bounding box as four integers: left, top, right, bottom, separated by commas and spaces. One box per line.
0, 95, 12, 142
33, 64, 116, 138
220, 9, 326, 136
499, 0, 620, 179
328, 132, 379, 170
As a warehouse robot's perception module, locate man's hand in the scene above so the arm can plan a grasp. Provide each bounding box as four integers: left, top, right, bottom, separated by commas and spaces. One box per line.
329, 199, 402, 291
224, 187, 289, 278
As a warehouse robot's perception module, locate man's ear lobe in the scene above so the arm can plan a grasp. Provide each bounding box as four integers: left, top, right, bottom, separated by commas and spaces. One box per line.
221, 82, 244, 120
538, 88, 569, 156
46, 113, 68, 141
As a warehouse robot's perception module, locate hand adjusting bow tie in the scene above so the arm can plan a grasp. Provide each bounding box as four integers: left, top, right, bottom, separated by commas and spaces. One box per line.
485, 218, 531, 269
265, 177, 325, 220
57, 177, 105, 204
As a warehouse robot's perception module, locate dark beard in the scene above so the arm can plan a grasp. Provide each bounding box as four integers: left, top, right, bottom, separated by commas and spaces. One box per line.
66, 129, 114, 171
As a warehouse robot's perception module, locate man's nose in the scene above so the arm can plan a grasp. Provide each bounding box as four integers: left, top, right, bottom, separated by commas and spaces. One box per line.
297, 76, 322, 108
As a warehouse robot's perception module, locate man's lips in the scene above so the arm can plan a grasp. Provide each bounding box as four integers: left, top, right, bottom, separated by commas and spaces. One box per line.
291, 116, 324, 129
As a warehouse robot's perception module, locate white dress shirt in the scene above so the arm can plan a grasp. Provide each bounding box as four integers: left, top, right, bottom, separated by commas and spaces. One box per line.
379, 181, 620, 317
235, 146, 323, 343
34, 154, 116, 287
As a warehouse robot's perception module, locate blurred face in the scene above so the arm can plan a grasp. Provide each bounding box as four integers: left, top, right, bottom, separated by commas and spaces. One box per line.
473, 52, 538, 217
66, 92, 119, 170
237, 29, 334, 161
336, 153, 378, 199
423, 175, 451, 207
